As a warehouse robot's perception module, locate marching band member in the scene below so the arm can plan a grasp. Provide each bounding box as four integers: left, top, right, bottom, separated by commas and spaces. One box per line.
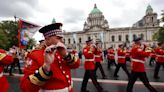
94, 40, 107, 79
81, 39, 106, 92
0, 49, 13, 92
154, 42, 164, 79
114, 44, 130, 78
107, 46, 117, 69
20, 23, 80, 92
149, 46, 156, 66
126, 37, 157, 92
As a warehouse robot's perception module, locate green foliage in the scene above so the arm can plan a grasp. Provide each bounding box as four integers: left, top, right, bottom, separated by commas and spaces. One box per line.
26, 38, 36, 50
0, 20, 37, 50
153, 10, 164, 43
0, 20, 19, 50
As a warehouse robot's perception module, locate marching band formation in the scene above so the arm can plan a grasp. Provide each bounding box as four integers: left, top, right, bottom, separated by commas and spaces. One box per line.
0, 22, 164, 92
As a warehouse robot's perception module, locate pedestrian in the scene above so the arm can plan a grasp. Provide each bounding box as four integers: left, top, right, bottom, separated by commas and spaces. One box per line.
81, 39, 106, 92
20, 22, 80, 92
114, 44, 130, 78
8, 46, 22, 76
153, 42, 164, 79
126, 37, 158, 92
0, 48, 14, 92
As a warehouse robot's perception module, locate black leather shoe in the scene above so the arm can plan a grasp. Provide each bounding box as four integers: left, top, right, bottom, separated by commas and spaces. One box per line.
114, 75, 119, 77
154, 76, 160, 79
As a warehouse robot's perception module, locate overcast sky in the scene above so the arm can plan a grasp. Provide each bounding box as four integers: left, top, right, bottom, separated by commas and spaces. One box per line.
0, 0, 163, 42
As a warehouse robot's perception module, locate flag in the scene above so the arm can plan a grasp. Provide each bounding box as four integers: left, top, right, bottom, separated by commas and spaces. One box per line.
18, 19, 40, 48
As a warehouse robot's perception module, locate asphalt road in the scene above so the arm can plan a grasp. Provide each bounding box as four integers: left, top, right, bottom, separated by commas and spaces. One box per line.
5, 60, 164, 92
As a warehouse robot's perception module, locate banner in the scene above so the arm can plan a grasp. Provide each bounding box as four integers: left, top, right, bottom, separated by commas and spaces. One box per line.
18, 19, 40, 48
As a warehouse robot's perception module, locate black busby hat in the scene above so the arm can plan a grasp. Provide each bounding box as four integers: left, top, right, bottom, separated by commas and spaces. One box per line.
39, 23, 63, 38
118, 44, 123, 47
86, 38, 92, 43
158, 42, 164, 46
39, 40, 44, 43
133, 37, 142, 42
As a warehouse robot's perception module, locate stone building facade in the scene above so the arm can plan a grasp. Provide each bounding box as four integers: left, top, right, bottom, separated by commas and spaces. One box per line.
63, 4, 160, 51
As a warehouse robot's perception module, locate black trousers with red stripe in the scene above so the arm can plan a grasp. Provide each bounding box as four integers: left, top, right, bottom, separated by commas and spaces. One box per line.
81, 70, 102, 92
94, 62, 106, 78
127, 72, 157, 92
114, 63, 130, 78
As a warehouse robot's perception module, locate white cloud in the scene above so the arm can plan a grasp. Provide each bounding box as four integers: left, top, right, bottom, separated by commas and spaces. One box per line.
0, 0, 163, 42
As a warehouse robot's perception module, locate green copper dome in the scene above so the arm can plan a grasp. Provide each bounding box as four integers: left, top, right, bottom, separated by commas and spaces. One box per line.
52, 18, 56, 23
90, 4, 101, 14
146, 4, 153, 14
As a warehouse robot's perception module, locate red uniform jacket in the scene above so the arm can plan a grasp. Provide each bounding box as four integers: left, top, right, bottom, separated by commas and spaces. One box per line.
94, 47, 103, 63
83, 45, 95, 70
20, 48, 80, 92
125, 49, 131, 58
150, 50, 156, 58
0, 49, 13, 92
117, 48, 126, 64
107, 49, 115, 60
130, 45, 149, 72
155, 47, 164, 63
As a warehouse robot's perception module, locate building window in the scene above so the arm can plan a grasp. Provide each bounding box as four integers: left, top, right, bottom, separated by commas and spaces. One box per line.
79, 38, 82, 43
125, 35, 129, 42
133, 34, 137, 40
118, 35, 122, 41
74, 40, 76, 44
63, 39, 65, 44
140, 33, 144, 40
68, 38, 70, 44
88, 36, 91, 40
111, 35, 115, 42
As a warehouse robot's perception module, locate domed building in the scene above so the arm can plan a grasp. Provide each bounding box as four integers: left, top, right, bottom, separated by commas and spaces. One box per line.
63, 4, 160, 50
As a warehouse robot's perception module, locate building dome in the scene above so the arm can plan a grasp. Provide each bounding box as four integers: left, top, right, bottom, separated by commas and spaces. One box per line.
52, 18, 56, 23
90, 4, 102, 14
146, 4, 153, 15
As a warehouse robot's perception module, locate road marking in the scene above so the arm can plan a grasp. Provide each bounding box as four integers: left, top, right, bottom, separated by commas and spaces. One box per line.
4, 73, 164, 86
72, 78, 164, 86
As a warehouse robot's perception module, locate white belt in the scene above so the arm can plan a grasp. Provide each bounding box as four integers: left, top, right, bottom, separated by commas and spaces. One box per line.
0, 72, 3, 77
85, 59, 94, 61
39, 85, 72, 92
132, 58, 145, 64
109, 54, 114, 56
156, 55, 164, 57
118, 56, 125, 58
95, 55, 100, 57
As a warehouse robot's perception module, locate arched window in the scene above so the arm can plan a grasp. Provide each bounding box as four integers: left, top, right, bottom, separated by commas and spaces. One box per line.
126, 35, 129, 42
118, 35, 122, 41
111, 35, 115, 42
79, 38, 82, 43
88, 36, 91, 40
63, 39, 65, 44
140, 33, 144, 40
133, 34, 137, 40
68, 38, 71, 44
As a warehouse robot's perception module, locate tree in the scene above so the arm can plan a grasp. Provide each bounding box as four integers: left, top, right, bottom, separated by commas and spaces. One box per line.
153, 10, 164, 42
26, 38, 36, 49
0, 20, 18, 50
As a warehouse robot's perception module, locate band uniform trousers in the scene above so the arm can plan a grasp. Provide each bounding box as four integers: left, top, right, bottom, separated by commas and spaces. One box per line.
94, 62, 106, 78
149, 57, 155, 66
114, 63, 130, 78
107, 58, 117, 69
81, 70, 102, 92
127, 72, 157, 92
154, 62, 164, 78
